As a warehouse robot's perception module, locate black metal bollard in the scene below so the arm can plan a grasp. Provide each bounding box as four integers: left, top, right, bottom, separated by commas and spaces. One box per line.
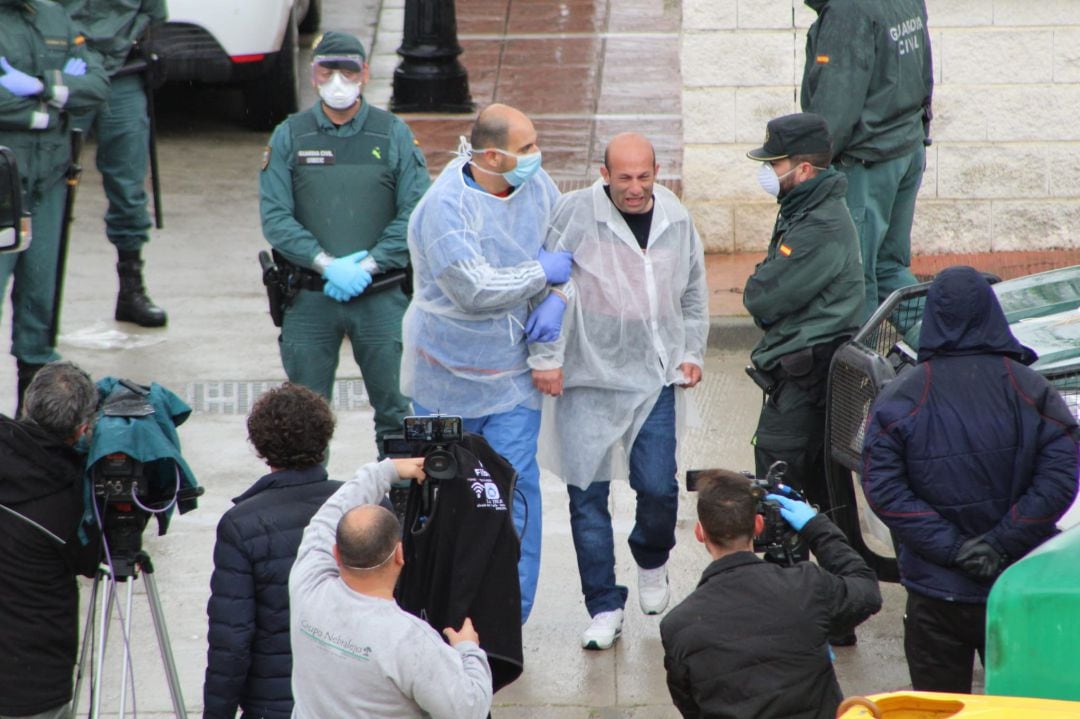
391, 0, 474, 113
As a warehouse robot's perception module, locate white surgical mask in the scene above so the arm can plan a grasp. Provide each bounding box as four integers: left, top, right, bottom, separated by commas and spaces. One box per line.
318, 71, 361, 110
756, 162, 799, 198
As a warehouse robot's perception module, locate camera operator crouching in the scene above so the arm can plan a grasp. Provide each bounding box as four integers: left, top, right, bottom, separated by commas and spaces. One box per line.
0, 361, 101, 719
659, 469, 882, 719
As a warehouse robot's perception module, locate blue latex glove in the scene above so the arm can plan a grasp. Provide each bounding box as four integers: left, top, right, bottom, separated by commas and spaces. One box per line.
525, 293, 566, 344
537, 247, 572, 284
0, 57, 44, 97
322, 250, 372, 298
323, 280, 351, 303
765, 493, 817, 532
63, 57, 87, 77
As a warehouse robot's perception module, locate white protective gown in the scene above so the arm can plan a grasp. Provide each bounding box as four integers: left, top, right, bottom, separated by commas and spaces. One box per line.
530, 180, 709, 488
402, 156, 561, 417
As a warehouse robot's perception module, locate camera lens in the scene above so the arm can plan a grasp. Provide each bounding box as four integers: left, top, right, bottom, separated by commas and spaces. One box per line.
423, 447, 458, 481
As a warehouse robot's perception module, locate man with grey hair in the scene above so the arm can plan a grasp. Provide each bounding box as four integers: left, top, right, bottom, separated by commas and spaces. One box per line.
0, 361, 102, 718
289, 457, 493, 718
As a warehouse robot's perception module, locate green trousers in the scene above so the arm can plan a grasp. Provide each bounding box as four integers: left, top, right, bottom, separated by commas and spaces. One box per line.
279, 286, 411, 445
73, 74, 152, 251
839, 144, 925, 320
0, 177, 65, 364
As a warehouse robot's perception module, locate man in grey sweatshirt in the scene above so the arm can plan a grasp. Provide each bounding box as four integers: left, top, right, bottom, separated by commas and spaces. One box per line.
288, 458, 493, 718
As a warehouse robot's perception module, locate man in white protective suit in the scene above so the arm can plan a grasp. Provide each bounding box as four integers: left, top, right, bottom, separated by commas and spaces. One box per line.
529, 133, 709, 650
401, 103, 571, 625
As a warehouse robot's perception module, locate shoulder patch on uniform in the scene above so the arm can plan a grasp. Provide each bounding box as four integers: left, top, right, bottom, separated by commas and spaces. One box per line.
75, 35, 86, 46
413, 138, 420, 146
779, 243, 793, 257
261, 145, 271, 171
816, 55, 830, 64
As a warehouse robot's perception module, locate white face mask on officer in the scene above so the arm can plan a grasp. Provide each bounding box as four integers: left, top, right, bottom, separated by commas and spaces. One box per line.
756, 162, 798, 198
318, 70, 362, 110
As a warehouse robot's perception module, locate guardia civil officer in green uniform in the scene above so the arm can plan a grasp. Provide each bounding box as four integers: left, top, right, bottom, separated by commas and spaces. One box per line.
0, 0, 108, 413
61, 0, 169, 328
801, 0, 932, 320
260, 31, 429, 448
743, 113, 863, 554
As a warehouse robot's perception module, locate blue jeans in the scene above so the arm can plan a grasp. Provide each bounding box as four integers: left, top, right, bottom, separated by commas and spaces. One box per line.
413, 400, 542, 624
567, 385, 679, 616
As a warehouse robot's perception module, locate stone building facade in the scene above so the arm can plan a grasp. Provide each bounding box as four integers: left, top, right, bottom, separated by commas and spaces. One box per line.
683, 0, 1080, 254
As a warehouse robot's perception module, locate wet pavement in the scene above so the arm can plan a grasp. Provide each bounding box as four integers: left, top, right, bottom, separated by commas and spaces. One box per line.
0, 0, 1058, 714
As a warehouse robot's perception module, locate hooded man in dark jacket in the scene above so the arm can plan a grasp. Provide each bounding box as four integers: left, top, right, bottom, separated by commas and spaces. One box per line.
203, 383, 342, 719
862, 265, 1080, 693
743, 113, 863, 555
0, 360, 101, 718
660, 470, 881, 719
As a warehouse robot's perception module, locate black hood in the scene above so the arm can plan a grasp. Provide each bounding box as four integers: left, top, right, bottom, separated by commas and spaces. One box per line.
0, 415, 84, 507
918, 266, 1036, 364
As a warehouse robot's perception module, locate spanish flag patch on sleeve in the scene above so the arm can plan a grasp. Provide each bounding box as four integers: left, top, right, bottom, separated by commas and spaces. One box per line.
779, 243, 793, 257
816, 55, 829, 64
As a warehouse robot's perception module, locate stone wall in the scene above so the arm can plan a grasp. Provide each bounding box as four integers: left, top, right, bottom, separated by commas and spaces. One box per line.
682, 0, 1080, 254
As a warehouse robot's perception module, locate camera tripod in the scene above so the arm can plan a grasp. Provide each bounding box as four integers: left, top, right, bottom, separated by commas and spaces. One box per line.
71, 549, 187, 718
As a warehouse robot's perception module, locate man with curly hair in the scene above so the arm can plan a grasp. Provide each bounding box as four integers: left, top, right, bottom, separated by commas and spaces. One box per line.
203, 383, 341, 719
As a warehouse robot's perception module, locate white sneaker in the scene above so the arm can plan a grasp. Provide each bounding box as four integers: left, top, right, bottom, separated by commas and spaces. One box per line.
638, 563, 670, 615
581, 609, 624, 650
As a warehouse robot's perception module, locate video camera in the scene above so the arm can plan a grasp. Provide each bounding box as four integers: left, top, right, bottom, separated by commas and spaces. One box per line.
86, 379, 203, 578
685, 461, 806, 562
382, 414, 464, 479
381, 414, 464, 520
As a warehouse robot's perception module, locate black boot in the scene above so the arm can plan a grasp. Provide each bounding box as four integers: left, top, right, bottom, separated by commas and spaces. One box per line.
16, 360, 44, 418
116, 259, 167, 327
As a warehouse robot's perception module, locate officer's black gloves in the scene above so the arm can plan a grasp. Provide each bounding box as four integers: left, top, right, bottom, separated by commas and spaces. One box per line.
955, 537, 1005, 581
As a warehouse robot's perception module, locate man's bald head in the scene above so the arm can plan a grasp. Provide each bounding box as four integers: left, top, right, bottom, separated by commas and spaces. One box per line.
601, 133, 660, 214
336, 505, 401, 571
471, 103, 536, 154
603, 132, 656, 171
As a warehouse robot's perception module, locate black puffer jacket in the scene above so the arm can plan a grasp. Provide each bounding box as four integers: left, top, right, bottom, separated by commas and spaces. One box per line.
0, 415, 99, 716
660, 515, 881, 719
203, 466, 341, 719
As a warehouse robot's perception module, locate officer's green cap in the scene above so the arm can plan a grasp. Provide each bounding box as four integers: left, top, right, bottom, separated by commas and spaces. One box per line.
312, 31, 367, 61
747, 113, 832, 161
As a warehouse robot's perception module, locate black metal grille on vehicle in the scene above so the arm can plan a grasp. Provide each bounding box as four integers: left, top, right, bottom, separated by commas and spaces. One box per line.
1048, 370, 1080, 424
146, 23, 233, 83
828, 345, 895, 471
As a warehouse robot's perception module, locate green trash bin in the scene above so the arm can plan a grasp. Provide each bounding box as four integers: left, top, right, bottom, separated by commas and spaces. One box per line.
986, 524, 1080, 701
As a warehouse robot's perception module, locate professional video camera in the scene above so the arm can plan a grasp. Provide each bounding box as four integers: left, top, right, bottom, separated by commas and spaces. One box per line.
382, 414, 464, 478
86, 378, 203, 578
685, 461, 806, 564
382, 414, 464, 519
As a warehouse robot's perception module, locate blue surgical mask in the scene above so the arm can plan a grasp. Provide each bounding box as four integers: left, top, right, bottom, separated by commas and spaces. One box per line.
495, 149, 543, 187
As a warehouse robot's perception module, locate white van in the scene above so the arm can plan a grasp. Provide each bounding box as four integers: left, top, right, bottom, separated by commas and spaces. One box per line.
148, 0, 320, 129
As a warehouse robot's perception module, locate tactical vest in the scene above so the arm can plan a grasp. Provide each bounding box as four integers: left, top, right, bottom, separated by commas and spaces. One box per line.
288, 106, 397, 257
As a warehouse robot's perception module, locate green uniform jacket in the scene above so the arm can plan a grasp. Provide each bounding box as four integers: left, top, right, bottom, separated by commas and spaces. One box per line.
58, 0, 167, 74
743, 169, 863, 371
801, 0, 932, 163
260, 101, 430, 272
0, 0, 109, 198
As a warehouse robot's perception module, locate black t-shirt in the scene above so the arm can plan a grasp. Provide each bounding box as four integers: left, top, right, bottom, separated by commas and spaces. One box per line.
604, 185, 654, 249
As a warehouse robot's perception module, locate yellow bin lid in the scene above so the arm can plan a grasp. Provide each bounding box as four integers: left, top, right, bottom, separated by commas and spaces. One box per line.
836, 692, 1080, 718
